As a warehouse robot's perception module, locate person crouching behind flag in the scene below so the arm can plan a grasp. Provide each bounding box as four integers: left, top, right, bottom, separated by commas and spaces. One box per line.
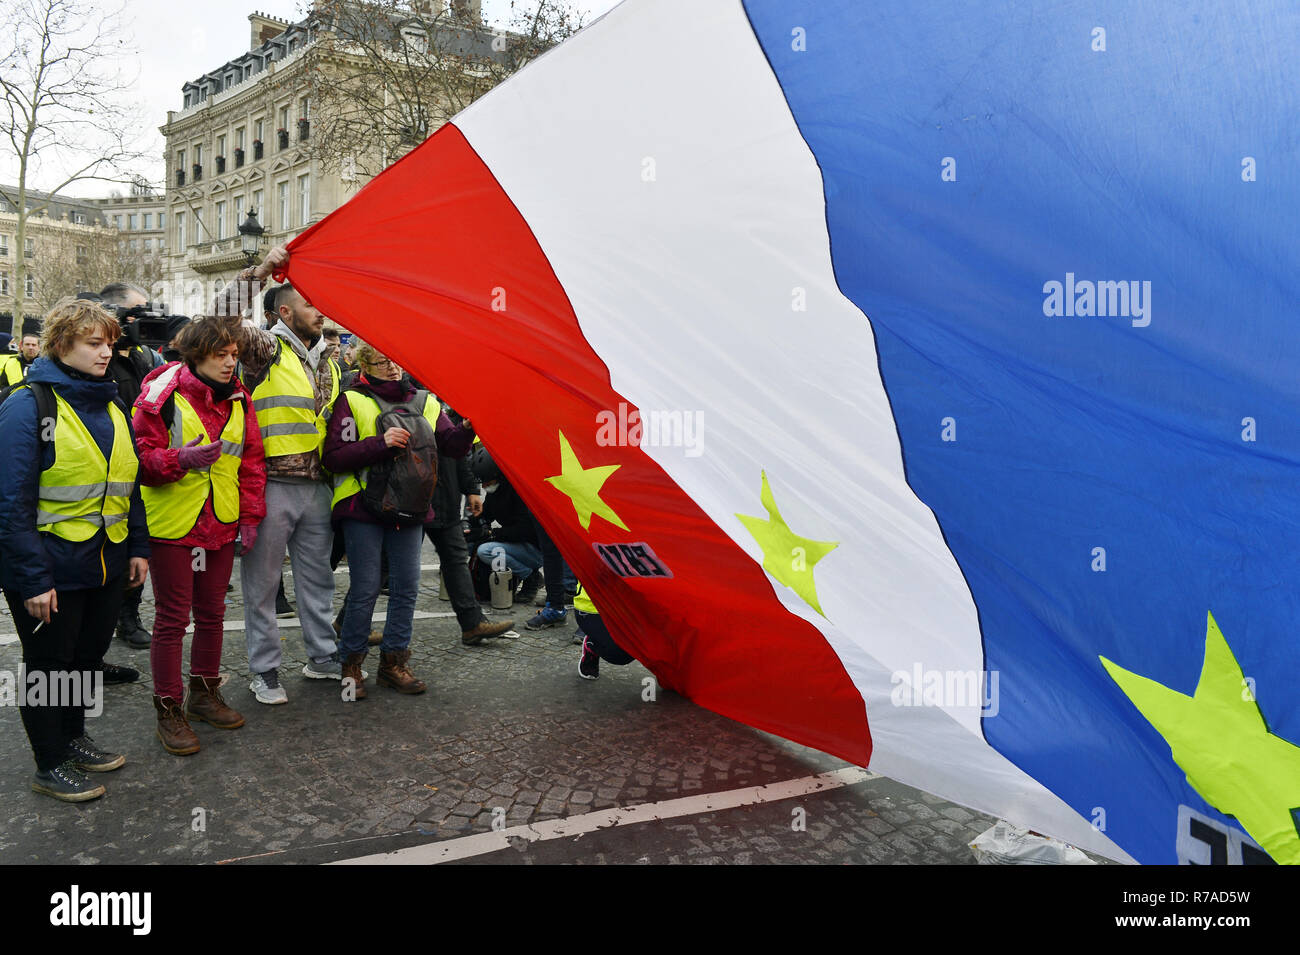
574, 583, 635, 681
321, 341, 475, 698
133, 319, 266, 755
0, 298, 150, 801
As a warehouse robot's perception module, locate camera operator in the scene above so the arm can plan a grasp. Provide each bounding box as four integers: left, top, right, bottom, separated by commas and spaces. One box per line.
99, 284, 166, 408
98, 283, 167, 656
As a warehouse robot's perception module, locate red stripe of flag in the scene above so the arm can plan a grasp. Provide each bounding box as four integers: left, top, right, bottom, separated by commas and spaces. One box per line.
285, 123, 871, 765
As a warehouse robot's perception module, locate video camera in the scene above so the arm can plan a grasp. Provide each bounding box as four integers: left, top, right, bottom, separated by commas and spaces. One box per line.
109, 303, 187, 351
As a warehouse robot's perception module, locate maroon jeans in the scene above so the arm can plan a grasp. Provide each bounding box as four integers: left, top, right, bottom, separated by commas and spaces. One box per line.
148, 541, 235, 701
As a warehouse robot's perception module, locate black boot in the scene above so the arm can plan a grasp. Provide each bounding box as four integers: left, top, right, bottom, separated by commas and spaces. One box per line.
98, 659, 140, 685
116, 604, 150, 649
276, 577, 295, 617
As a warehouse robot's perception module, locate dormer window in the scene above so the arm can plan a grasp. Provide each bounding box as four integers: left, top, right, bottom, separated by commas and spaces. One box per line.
401, 26, 428, 55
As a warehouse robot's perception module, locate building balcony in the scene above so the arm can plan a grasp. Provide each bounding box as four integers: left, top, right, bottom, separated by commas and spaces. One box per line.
216, 156, 226, 174
177, 170, 186, 186
185, 237, 250, 274
193, 163, 203, 182
234, 148, 245, 167
253, 140, 264, 160
298, 118, 310, 141
277, 129, 289, 150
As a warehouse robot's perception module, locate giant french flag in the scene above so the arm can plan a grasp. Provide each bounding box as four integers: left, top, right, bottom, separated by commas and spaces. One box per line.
285, 0, 1300, 865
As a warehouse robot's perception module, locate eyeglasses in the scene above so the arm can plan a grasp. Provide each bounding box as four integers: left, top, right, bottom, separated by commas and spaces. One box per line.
365, 359, 398, 370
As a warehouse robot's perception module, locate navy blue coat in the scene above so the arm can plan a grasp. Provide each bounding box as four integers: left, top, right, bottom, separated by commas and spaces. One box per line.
0, 357, 150, 600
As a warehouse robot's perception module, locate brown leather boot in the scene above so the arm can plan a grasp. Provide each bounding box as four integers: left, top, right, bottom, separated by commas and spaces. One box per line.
154, 696, 200, 756
185, 675, 245, 729
341, 652, 368, 700
376, 649, 426, 694
461, 618, 515, 646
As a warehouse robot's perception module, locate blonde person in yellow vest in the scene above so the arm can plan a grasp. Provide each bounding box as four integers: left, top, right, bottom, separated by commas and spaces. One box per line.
134, 319, 268, 754
321, 340, 476, 697
0, 299, 151, 802
206, 246, 343, 704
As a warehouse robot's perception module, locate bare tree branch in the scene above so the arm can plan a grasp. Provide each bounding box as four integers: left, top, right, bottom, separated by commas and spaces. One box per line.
298, 0, 585, 181
0, 0, 149, 317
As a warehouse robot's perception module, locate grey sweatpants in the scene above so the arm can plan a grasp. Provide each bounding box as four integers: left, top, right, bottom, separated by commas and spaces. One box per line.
243, 479, 337, 675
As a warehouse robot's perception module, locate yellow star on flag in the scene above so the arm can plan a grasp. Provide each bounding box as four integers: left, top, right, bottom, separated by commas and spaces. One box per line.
736, 470, 838, 616
1100, 611, 1300, 865
545, 430, 628, 532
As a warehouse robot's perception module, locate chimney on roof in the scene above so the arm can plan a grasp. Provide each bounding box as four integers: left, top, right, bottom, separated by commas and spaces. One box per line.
449, 0, 481, 22
249, 11, 287, 50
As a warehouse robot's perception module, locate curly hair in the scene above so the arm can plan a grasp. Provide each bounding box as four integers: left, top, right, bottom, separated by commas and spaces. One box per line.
176, 318, 240, 363
40, 297, 121, 359
351, 339, 392, 371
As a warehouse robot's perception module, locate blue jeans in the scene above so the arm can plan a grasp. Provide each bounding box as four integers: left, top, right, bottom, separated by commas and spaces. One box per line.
339, 521, 424, 655
476, 540, 543, 581
537, 524, 578, 607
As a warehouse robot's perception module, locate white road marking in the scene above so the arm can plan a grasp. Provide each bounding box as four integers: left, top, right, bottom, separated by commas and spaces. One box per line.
292, 563, 444, 576
206, 609, 458, 634
0, 609, 460, 643
332, 767, 877, 865
0, 562, 461, 642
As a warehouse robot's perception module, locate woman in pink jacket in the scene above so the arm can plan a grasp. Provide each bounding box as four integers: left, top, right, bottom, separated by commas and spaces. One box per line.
134, 319, 266, 756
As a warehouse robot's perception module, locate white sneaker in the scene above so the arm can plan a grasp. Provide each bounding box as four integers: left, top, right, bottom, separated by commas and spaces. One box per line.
249, 671, 288, 704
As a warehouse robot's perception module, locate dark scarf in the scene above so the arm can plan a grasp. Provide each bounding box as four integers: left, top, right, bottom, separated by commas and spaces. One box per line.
190, 363, 236, 403
358, 374, 411, 404
53, 357, 109, 383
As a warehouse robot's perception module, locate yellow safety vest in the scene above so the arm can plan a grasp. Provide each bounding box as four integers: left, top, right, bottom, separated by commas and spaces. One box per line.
249, 338, 339, 458
573, 582, 598, 615
35, 391, 138, 544
0, 354, 24, 387
330, 389, 440, 509
137, 369, 246, 540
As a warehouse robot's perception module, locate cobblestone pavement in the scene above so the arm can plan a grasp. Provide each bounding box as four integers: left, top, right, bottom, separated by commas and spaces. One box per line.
0, 541, 1081, 865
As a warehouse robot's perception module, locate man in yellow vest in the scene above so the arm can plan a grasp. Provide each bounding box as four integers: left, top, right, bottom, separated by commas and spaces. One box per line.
0, 348, 21, 388
210, 247, 343, 704
0, 332, 40, 387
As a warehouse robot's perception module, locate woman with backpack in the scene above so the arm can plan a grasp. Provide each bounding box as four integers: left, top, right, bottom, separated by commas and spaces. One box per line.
133, 318, 266, 755
0, 298, 151, 802
322, 340, 475, 697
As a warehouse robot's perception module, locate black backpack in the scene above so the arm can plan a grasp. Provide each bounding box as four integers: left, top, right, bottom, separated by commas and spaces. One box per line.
0, 380, 129, 457
361, 389, 439, 524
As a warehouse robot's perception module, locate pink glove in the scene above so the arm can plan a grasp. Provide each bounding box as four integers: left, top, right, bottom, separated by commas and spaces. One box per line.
239, 523, 259, 553
177, 435, 222, 470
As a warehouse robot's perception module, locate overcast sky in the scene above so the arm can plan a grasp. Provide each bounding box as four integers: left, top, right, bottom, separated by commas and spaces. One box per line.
8, 0, 620, 197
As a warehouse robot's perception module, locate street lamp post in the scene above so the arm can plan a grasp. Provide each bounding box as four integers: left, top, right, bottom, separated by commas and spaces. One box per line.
237, 209, 265, 267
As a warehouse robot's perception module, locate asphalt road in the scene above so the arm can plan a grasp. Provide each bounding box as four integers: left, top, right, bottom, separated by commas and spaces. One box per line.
0, 541, 1027, 865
